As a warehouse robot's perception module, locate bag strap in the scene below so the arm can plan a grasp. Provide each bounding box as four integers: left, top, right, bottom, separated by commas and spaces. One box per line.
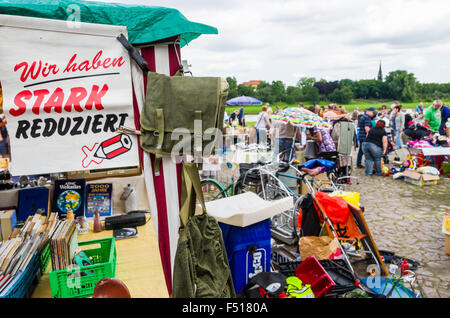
194, 110, 203, 162
179, 163, 207, 230
154, 108, 165, 176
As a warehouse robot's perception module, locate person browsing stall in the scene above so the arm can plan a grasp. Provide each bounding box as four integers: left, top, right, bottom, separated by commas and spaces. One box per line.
423, 100, 442, 133
362, 120, 388, 176
439, 103, 449, 135
271, 119, 301, 161
415, 102, 424, 116
390, 105, 405, 148
255, 105, 271, 145
323, 104, 338, 121
229, 109, 240, 127
356, 107, 376, 168
307, 125, 336, 154
238, 105, 245, 127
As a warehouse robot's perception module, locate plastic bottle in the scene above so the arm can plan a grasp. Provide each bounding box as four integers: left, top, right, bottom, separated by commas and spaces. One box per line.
400, 259, 409, 276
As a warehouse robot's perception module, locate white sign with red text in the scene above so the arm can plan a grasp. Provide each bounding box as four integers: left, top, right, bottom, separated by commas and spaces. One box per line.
0, 14, 139, 176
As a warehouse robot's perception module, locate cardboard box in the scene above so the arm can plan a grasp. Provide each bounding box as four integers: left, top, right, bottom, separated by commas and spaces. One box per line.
301, 172, 330, 194
446, 235, 450, 255
401, 170, 440, 187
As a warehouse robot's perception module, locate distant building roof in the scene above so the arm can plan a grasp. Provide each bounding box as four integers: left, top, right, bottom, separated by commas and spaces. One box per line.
243, 80, 261, 87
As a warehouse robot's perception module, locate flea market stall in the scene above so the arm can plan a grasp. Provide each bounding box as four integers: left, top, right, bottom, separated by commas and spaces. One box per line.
0, 0, 218, 298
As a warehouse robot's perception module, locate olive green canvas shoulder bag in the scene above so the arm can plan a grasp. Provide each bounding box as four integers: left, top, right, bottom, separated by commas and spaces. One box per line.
140, 72, 228, 175
171, 163, 235, 298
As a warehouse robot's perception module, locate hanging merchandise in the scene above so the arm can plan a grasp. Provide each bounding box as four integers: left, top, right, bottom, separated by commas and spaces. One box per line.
140, 72, 228, 175
171, 163, 235, 298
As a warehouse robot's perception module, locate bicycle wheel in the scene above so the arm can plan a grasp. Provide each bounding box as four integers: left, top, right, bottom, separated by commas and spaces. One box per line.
291, 195, 307, 240
201, 179, 227, 202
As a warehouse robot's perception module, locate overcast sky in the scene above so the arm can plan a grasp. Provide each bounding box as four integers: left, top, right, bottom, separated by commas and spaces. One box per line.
94, 0, 450, 86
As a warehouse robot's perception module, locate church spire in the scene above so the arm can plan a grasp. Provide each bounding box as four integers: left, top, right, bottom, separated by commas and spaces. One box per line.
377, 60, 383, 81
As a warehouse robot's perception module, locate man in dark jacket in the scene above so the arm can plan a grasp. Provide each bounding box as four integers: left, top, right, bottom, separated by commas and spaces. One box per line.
356, 107, 377, 168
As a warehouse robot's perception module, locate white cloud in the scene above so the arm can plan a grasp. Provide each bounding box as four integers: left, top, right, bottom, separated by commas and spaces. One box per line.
89, 0, 450, 85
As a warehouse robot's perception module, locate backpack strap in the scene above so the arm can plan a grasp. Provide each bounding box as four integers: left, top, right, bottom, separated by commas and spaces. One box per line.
194, 110, 203, 163
179, 163, 207, 231
154, 108, 165, 176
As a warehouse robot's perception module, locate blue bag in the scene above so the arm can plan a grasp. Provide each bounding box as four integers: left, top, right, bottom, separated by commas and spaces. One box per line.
301, 159, 336, 172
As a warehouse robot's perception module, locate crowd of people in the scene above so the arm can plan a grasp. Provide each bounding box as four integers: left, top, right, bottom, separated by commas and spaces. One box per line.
354, 100, 449, 176
228, 100, 450, 178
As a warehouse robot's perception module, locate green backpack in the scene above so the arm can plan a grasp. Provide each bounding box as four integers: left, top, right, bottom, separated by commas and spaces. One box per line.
139, 72, 228, 175
171, 163, 235, 298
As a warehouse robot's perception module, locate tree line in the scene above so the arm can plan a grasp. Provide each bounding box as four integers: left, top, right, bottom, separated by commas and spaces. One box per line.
226, 70, 450, 105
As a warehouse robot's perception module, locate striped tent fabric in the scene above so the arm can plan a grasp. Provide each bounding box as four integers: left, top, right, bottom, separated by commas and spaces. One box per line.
130, 41, 182, 296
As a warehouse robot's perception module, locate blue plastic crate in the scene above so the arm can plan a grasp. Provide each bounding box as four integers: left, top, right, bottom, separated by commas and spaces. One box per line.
219, 219, 271, 295
1, 251, 40, 298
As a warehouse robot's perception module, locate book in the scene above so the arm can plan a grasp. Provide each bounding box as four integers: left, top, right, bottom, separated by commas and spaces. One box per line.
0, 211, 4, 241
0, 271, 21, 297
0, 211, 56, 296
113, 227, 138, 240
0, 274, 12, 295
85, 183, 113, 218
17, 187, 49, 222
52, 179, 86, 219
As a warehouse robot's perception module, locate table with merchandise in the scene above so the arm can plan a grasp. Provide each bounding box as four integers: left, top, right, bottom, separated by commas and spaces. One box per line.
32, 218, 169, 298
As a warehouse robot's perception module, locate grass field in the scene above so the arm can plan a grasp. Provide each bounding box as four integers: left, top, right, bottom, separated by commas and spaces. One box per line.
226, 99, 450, 115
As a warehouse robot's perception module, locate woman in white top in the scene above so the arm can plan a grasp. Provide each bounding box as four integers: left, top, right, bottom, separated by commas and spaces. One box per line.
255, 105, 272, 145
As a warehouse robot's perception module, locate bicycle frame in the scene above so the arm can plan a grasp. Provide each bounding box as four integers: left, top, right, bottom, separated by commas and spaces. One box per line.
201, 177, 235, 199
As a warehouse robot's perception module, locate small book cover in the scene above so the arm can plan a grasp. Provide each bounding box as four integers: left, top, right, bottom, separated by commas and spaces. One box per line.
85, 183, 113, 218
113, 227, 138, 240
52, 179, 86, 219
17, 187, 49, 222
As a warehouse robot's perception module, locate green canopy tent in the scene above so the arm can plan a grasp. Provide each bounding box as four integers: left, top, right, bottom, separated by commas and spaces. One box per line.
0, 0, 218, 46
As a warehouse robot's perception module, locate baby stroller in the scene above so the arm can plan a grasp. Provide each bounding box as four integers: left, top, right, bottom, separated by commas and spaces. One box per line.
316, 150, 357, 186
382, 134, 400, 164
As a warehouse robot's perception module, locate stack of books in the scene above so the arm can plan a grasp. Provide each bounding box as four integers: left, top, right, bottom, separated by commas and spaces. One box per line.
48, 219, 78, 271
0, 212, 54, 297
0, 210, 82, 296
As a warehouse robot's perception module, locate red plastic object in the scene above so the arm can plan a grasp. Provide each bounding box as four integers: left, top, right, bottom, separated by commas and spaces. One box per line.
93, 278, 131, 298
294, 256, 336, 298
400, 259, 409, 276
